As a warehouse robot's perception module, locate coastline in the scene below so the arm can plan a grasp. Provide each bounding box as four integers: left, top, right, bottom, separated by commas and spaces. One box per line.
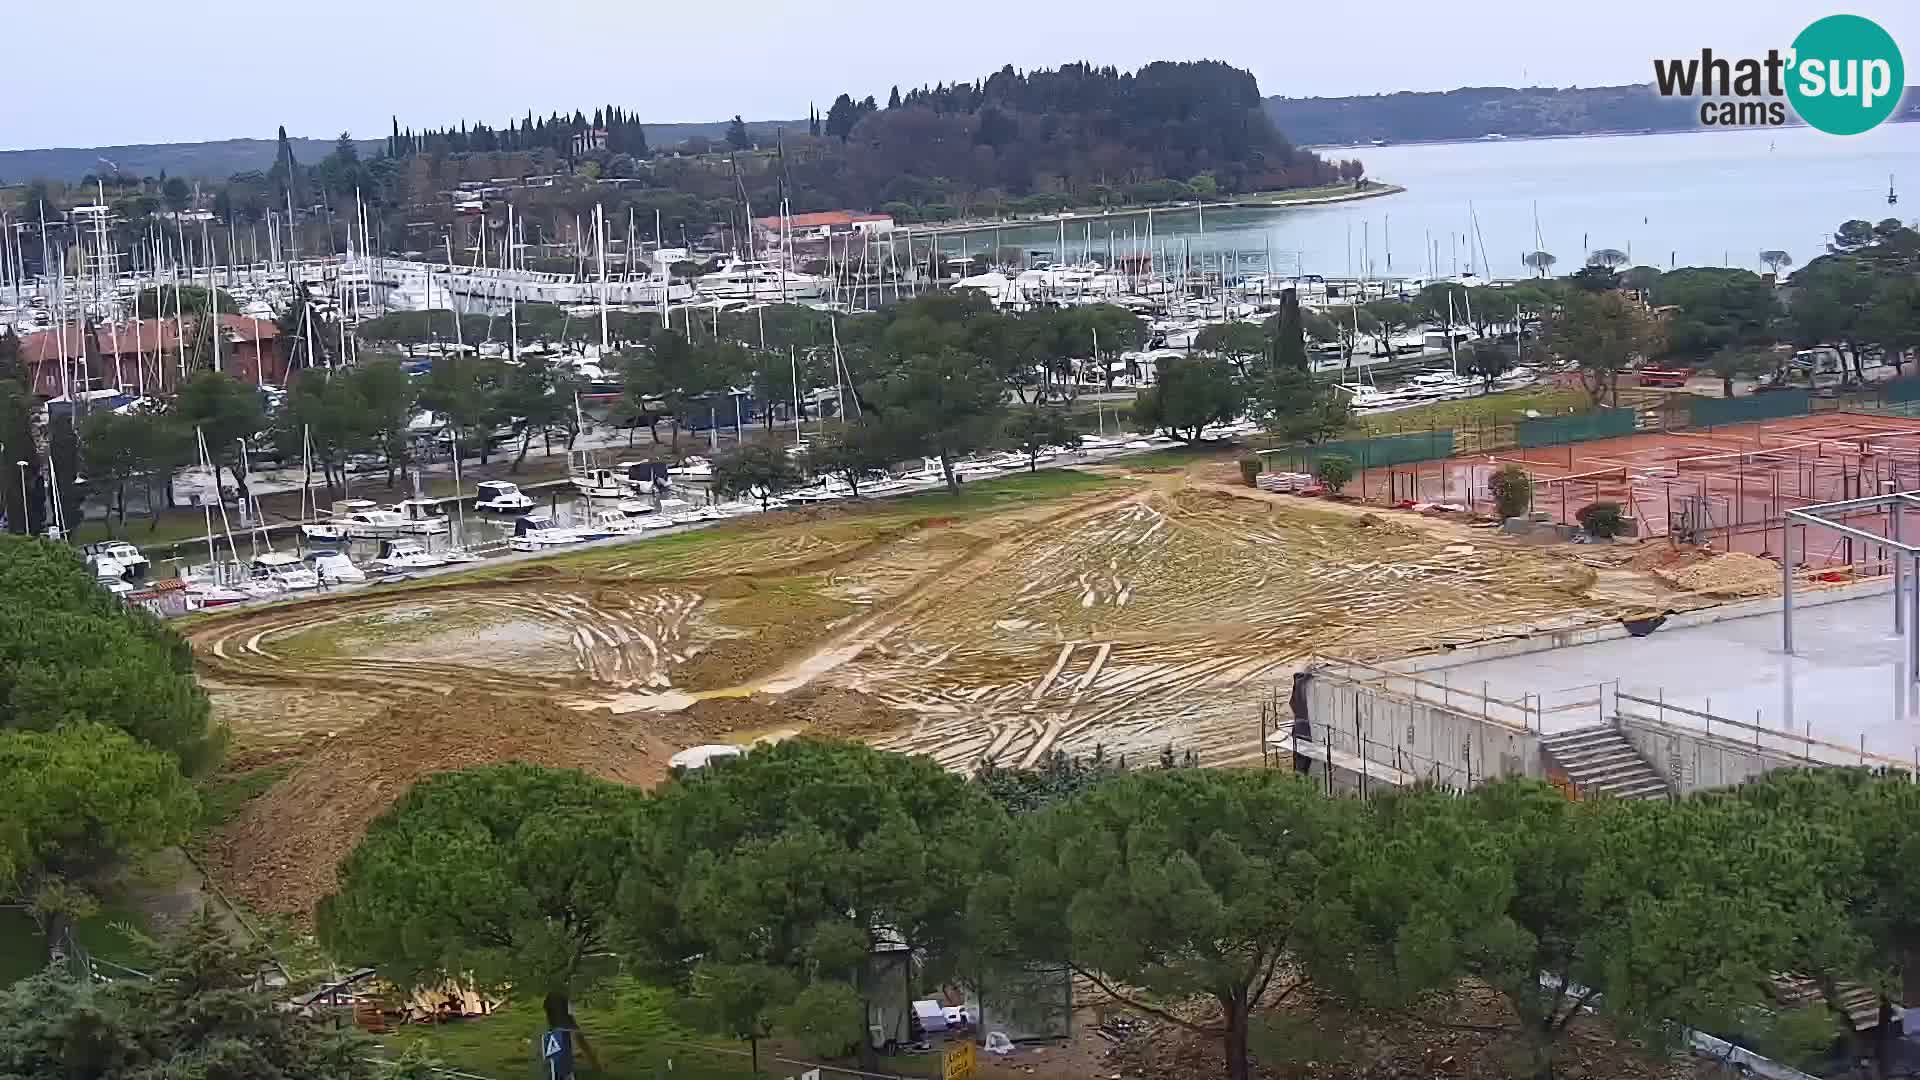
913, 183, 1407, 239
1301, 114, 1920, 152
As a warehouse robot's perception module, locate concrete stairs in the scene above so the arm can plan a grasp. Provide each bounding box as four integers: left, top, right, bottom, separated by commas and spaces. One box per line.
1540, 726, 1670, 800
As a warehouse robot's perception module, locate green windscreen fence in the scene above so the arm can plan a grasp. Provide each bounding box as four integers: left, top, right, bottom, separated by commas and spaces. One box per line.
1885, 378, 1920, 405
1267, 430, 1454, 470
1515, 408, 1637, 448
1687, 390, 1811, 428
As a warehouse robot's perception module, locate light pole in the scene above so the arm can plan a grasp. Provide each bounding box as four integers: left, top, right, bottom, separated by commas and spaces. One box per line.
14, 459, 27, 535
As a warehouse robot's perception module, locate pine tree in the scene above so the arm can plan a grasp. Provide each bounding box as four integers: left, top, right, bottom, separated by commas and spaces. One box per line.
887, 85, 901, 109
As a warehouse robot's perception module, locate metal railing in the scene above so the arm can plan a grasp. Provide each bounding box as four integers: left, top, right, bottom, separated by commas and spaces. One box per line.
1613, 690, 1920, 775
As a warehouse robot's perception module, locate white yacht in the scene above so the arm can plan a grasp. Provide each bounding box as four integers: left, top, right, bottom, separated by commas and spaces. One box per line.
694, 260, 830, 301
474, 481, 535, 513
571, 466, 631, 500
247, 552, 321, 592
370, 540, 450, 572
670, 456, 714, 481
579, 507, 644, 536
330, 499, 409, 538
391, 498, 451, 533
509, 514, 582, 551
303, 550, 366, 584
84, 541, 150, 581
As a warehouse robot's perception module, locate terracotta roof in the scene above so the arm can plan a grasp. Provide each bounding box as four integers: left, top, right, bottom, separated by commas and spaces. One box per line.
755, 210, 891, 230
18, 325, 90, 366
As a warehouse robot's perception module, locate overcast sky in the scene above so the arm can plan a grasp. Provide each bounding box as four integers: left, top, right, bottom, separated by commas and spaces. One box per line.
6, 0, 1917, 150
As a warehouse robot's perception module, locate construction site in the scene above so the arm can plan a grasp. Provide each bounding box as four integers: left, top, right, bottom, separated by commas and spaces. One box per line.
184, 393, 1920, 921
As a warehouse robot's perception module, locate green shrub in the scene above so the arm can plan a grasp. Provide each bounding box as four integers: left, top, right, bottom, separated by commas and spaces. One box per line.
1238, 456, 1262, 486
1576, 500, 1626, 538
1315, 454, 1355, 494
1489, 464, 1533, 519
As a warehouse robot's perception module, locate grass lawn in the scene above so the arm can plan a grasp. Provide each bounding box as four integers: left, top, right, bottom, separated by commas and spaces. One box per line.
388, 979, 946, 1080
1353, 385, 1590, 436
386, 980, 750, 1080
66, 511, 234, 550
0, 900, 157, 987
1109, 441, 1243, 471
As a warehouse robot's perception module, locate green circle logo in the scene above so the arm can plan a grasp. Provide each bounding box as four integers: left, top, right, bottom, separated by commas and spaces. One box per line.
1787, 15, 1905, 135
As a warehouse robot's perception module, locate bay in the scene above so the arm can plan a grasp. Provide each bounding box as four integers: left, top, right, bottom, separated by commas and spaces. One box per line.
939, 124, 1918, 281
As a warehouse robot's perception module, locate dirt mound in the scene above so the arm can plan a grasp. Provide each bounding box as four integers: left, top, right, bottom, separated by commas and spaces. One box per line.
705, 574, 757, 599
204, 690, 680, 920
681, 686, 912, 741
1659, 551, 1782, 597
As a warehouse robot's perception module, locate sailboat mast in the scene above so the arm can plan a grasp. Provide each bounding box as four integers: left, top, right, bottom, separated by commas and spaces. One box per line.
595, 203, 610, 354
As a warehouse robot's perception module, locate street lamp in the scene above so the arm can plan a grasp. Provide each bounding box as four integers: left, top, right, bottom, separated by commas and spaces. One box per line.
14, 460, 27, 535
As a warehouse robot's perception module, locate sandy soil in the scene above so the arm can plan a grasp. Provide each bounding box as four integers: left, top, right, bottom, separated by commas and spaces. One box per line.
187, 462, 1699, 917
201, 691, 700, 919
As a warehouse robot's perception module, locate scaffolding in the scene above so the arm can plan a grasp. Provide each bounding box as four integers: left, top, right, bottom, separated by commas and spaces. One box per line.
1784, 491, 1920, 683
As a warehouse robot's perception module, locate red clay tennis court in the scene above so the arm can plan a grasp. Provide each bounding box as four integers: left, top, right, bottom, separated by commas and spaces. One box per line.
1352, 411, 1920, 568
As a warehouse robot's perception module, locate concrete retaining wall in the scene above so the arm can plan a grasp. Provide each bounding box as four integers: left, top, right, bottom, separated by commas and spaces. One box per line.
1301, 667, 1542, 791
1613, 714, 1810, 794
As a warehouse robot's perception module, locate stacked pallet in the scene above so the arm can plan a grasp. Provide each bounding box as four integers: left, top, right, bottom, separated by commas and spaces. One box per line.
1256, 472, 1317, 494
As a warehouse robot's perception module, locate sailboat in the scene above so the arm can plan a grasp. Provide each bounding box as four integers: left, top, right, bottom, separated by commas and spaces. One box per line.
298, 426, 349, 544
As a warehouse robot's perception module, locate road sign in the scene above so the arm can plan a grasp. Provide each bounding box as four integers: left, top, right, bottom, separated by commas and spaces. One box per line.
943, 1041, 977, 1080
541, 1028, 574, 1080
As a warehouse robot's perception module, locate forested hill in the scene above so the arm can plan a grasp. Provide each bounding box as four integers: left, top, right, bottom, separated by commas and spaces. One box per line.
0, 120, 799, 185
1265, 83, 1920, 145
0, 137, 382, 186
802, 61, 1353, 206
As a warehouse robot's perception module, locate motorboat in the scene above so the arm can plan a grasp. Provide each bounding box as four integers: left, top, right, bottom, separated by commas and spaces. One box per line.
474, 481, 535, 513
94, 564, 135, 596
303, 550, 367, 584
571, 466, 631, 500
331, 499, 409, 538
391, 498, 451, 533
668, 506, 723, 525
579, 508, 644, 536
183, 582, 249, 609
247, 551, 321, 592
509, 514, 582, 552
370, 540, 451, 572
83, 540, 149, 580
300, 520, 351, 545
784, 485, 844, 505
669, 456, 714, 481
694, 259, 830, 301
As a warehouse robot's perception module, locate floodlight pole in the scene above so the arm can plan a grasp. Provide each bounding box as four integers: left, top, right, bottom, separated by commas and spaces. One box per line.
1895, 499, 1906, 634
1910, 553, 1919, 683
1782, 535, 1794, 655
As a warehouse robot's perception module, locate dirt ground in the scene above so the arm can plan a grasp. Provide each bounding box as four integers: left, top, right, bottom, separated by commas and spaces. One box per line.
187, 462, 1707, 917
201, 690, 701, 920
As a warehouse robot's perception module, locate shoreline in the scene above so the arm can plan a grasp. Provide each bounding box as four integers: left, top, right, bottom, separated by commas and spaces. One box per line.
912, 183, 1407, 239
1301, 114, 1920, 152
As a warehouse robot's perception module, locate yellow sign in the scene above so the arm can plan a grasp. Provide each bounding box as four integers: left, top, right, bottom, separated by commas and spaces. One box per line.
943, 1041, 977, 1080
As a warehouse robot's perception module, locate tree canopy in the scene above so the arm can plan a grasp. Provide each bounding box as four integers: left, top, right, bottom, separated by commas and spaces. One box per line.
977, 768, 1339, 1080
0, 535, 219, 771
1135, 356, 1243, 442
622, 739, 1003, 1068
0, 909, 396, 1080
318, 764, 644, 1051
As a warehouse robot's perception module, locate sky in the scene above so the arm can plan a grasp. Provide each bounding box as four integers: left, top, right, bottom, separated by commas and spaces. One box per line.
5, 0, 1919, 150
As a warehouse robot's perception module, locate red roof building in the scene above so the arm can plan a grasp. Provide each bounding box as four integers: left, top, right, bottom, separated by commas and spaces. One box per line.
754, 210, 893, 240
17, 316, 286, 398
